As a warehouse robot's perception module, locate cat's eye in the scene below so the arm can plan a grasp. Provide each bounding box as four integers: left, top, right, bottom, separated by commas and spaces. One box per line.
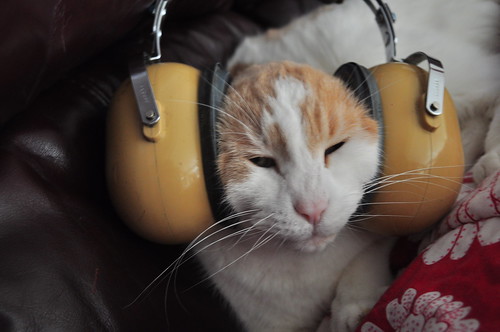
325, 141, 345, 156
249, 156, 276, 168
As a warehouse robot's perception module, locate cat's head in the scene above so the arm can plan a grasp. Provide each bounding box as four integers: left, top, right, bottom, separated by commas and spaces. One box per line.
217, 61, 379, 252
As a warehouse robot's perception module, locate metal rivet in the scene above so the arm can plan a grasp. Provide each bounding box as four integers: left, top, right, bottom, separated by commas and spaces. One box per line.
145, 110, 156, 120
430, 102, 440, 112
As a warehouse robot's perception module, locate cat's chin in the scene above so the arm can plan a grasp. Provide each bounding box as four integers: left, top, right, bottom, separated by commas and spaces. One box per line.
295, 233, 338, 253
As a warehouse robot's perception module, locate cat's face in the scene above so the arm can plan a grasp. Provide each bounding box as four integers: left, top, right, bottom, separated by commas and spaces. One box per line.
217, 62, 379, 252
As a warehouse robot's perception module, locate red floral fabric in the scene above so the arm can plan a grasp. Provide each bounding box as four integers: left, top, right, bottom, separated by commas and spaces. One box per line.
359, 171, 500, 332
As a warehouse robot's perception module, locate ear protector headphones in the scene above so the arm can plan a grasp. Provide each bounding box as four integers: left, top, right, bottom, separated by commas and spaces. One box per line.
106, 0, 464, 243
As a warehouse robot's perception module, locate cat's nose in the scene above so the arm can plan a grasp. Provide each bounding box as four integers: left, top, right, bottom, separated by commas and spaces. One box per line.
294, 200, 328, 225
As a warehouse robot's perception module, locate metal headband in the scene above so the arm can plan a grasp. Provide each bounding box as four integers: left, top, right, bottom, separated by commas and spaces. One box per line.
363, 0, 397, 62
130, 0, 444, 125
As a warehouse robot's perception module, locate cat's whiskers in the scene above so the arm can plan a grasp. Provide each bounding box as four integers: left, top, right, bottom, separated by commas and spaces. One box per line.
366, 178, 456, 196
363, 165, 468, 195
184, 217, 279, 291
165, 212, 275, 325
246, 218, 280, 252
346, 210, 414, 233
220, 214, 276, 250
169, 215, 271, 278
275, 235, 290, 251
365, 176, 464, 197
367, 164, 466, 183
339, 212, 376, 242
357, 198, 442, 207
346, 164, 469, 230
124, 210, 256, 309
163, 212, 277, 316
165, 213, 267, 325
190, 218, 255, 253
344, 221, 369, 233
168, 219, 263, 287
350, 213, 414, 220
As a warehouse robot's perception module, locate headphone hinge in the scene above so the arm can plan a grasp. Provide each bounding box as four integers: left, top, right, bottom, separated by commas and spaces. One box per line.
404, 52, 445, 116
127, 0, 170, 130
129, 56, 161, 128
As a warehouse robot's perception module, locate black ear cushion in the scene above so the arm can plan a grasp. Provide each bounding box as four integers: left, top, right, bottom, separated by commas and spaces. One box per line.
335, 63, 384, 217
198, 63, 232, 222
334, 62, 383, 124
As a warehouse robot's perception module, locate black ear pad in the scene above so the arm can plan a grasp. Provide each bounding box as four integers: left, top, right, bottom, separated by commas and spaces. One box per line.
334, 62, 383, 125
333, 62, 384, 163
198, 64, 233, 222
334, 63, 384, 216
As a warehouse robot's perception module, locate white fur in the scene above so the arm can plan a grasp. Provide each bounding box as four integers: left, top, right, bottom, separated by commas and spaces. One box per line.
229, 0, 500, 183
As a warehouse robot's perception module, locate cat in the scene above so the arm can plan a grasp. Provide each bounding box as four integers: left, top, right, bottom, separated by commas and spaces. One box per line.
195, 61, 394, 332
228, 0, 500, 184
193, 0, 500, 331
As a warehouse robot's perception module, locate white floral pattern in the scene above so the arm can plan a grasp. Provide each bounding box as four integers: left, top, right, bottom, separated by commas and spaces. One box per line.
422, 219, 500, 265
421, 171, 500, 265
361, 288, 480, 332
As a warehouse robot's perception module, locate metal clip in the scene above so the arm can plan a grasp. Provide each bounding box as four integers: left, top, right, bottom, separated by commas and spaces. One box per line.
404, 52, 445, 116
129, 56, 160, 127
149, 0, 168, 62
363, 0, 397, 62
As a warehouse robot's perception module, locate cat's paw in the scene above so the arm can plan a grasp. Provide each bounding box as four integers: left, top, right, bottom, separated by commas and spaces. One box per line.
330, 298, 376, 332
471, 149, 500, 184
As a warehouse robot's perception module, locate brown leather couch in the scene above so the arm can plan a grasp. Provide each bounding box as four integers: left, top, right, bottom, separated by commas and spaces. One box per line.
0, 0, 332, 331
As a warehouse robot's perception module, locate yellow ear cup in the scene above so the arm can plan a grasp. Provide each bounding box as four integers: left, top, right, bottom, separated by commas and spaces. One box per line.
106, 63, 214, 244
361, 63, 464, 235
